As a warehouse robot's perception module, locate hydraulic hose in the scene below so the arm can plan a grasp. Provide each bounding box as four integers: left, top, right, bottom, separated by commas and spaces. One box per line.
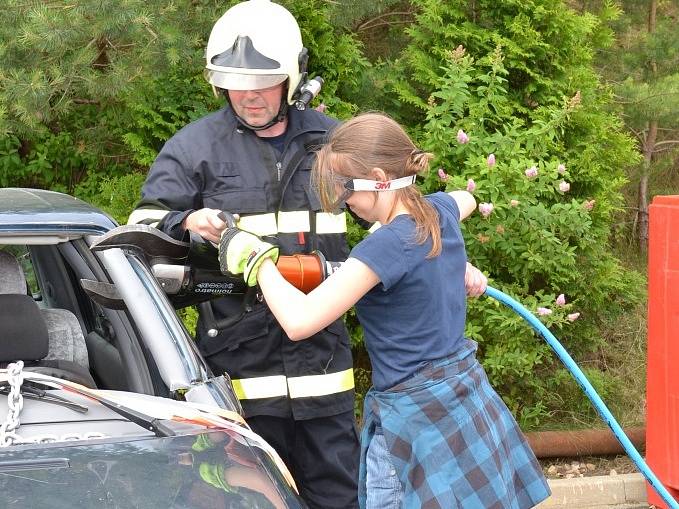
484, 286, 679, 509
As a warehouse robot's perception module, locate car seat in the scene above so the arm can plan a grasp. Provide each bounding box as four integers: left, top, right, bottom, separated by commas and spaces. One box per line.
0, 293, 96, 387
0, 251, 93, 380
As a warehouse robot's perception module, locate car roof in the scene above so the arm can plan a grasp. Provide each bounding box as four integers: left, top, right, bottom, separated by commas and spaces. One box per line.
0, 188, 117, 237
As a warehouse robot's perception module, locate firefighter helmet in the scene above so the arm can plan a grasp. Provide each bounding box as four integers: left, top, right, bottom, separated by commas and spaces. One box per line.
205, 0, 308, 105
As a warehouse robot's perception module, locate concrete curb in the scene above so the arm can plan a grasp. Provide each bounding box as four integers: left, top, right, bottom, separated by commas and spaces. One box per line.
535, 473, 648, 508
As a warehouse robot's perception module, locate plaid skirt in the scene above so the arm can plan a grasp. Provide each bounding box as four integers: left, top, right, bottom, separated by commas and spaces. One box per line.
358, 339, 550, 508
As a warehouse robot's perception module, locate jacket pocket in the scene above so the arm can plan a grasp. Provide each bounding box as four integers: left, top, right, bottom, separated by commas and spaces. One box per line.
203, 189, 268, 214
204, 162, 243, 194
199, 305, 269, 357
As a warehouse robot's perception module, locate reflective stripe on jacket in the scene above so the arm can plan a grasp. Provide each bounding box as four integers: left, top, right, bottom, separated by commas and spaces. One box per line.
130, 106, 354, 420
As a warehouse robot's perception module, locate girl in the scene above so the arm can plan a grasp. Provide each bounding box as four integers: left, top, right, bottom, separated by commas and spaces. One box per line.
221, 112, 550, 508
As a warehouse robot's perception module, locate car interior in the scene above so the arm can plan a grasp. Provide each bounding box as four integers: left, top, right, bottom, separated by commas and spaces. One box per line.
0, 240, 166, 396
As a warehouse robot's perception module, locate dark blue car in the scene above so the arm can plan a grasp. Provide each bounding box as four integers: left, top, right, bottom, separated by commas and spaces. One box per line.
0, 188, 306, 508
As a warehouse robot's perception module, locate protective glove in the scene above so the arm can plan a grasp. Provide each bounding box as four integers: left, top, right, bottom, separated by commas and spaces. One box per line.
198, 463, 236, 493
219, 227, 279, 286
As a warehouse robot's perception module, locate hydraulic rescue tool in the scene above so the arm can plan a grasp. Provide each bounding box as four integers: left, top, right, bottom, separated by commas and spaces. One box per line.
87, 222, 340, 311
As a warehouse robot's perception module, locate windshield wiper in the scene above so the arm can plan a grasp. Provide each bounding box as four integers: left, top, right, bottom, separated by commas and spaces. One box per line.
0, 384, 88, 414
15, 375, 176, 438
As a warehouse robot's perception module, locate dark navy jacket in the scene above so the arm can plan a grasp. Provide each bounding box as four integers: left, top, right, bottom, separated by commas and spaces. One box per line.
132, 106, 354, 420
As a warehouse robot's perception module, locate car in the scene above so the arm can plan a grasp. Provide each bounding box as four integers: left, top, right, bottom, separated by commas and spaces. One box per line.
0, 187, 307, 508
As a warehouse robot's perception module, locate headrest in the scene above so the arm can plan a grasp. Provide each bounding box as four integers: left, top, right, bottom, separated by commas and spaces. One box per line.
0, 251, 27, 295
0, 294, 49, 363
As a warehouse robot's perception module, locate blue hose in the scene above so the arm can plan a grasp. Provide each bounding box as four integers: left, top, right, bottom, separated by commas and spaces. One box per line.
484, 286, 679, 509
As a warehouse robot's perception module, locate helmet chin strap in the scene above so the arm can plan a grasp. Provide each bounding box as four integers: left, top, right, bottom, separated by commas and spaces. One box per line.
222, 90, 288, 132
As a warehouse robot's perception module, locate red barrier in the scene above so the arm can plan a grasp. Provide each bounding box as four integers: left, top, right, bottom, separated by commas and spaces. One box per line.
647, 195, 679, 508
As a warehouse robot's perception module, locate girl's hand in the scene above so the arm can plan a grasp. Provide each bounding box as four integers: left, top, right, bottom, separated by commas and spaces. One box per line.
464, 262, 487, 298
218, 228, 279, 286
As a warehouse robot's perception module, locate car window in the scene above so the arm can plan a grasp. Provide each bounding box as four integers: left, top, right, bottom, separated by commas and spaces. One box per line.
0, 234, 240, 415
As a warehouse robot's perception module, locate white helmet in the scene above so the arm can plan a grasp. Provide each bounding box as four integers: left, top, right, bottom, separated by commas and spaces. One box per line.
205, 0, 307, 105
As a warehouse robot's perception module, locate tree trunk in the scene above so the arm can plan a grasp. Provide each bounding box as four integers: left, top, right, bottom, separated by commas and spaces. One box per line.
639, 121, 657, 252
638, 0, 657, 252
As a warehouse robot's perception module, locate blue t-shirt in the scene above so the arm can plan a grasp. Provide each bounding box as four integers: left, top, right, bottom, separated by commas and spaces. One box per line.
350, 192, 467, 391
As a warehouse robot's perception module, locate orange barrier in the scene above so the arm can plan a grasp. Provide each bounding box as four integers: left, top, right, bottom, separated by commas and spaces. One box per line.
647, 195, 679, 508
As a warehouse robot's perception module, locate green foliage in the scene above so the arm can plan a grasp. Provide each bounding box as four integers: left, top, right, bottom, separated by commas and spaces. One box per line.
93, 172, 147, 224
284, 0, 370, 118
588, 0, 679, 249
121, 62, 221, 168
377, 0, 644, 427
0, 0, 223, 201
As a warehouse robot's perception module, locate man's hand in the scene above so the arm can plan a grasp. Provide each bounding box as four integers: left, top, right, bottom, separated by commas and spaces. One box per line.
183, 208, 228, 243
464, 262, 487, 298
219, 228, 279, 286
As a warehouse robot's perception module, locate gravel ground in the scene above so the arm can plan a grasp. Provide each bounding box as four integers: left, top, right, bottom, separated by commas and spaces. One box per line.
539, 454, 640, 479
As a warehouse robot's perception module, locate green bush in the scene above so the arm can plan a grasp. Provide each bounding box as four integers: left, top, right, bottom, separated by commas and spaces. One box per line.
375, 0, 644, 428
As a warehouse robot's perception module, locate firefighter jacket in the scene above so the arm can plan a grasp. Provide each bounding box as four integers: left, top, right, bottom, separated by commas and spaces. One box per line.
130, 106, 354, 420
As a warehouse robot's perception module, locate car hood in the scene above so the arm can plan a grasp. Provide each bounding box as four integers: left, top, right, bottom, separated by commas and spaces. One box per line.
0, 432, 305, 508
0, 373, 305, 509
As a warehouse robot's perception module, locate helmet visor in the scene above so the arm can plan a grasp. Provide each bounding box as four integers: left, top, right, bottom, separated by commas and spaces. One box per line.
206, 70, 287, 91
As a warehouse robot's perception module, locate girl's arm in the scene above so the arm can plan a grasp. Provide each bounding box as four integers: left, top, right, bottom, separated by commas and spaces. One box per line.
257, 257, 380, 341
448, 190, 476, 220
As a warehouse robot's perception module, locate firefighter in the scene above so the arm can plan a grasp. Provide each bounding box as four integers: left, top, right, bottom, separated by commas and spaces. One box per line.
128, 1, 359, 507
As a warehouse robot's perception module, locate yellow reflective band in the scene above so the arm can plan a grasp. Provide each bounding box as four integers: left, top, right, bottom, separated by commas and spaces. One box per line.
237, 213, 278, 236
231, 375, 288, 400
316, 212, 347, 234
126, 208, 169, 226
277, 211, 310, 233
287, 368, 355, 399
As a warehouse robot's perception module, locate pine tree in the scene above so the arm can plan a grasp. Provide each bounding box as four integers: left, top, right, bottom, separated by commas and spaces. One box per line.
0, 0, 221, 193
595, 0, 679, 251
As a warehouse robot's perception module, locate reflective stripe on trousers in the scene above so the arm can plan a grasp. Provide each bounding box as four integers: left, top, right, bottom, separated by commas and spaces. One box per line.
231, 368, 355, 400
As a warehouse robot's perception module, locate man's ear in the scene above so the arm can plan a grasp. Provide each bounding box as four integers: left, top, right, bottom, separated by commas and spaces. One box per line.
370, 167, 388, 181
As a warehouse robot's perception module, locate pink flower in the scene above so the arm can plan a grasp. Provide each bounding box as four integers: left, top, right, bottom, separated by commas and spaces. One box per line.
559, 181, 570, 193
466, 178, 476, 192
558, 163, 566, 175
478, 202, 494, 217
525, 166, 538, 178
567, 312, 581, 322
556, 294, 566, 306
510, 199, 520, 207
487, 154, 496, 167
314, 103, 327, 113
583, 199, 595, 211
537, 307, 553, 316
457, 129, 469, 144
438, 168, 448, 181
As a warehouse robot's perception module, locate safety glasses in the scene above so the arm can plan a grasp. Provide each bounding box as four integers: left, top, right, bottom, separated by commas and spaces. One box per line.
329, 174, 416, 211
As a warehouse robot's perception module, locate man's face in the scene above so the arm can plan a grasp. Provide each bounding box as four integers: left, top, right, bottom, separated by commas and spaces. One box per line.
228, 83, 285, 128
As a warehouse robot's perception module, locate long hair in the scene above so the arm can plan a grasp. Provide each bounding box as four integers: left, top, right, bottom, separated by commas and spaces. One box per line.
313, 112, 442, 257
